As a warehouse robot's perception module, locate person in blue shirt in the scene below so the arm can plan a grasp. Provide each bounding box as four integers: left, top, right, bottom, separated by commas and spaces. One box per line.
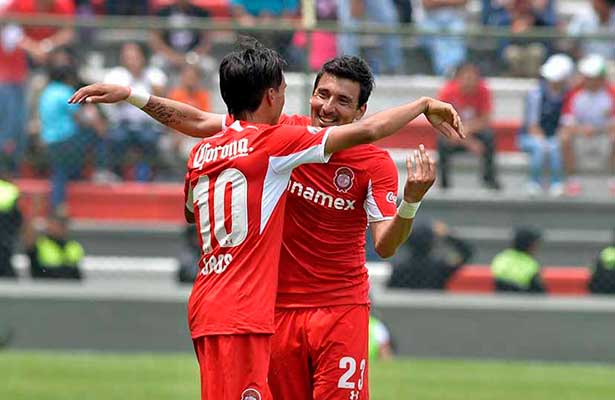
39, 49, 105, 212
518, 54, 573, 197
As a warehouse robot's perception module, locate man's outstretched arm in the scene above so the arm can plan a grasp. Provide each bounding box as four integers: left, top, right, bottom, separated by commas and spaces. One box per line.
69, 83, 224, 138
324, 96, 464, 155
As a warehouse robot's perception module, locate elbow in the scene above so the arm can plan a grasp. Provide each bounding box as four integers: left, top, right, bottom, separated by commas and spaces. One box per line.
375, 243, 396, 259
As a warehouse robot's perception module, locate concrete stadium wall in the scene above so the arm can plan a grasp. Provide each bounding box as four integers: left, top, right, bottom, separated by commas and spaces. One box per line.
2, 282, 615, 363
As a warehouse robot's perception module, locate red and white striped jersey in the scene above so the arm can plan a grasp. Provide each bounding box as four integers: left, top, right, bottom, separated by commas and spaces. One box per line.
184, 119, 332, 337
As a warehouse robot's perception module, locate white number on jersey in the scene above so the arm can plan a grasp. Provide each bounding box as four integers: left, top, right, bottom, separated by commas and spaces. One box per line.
193, 168, 248, 254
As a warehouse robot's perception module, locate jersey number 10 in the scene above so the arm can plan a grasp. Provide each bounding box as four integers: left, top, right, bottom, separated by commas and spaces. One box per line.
193, 168, 249, 254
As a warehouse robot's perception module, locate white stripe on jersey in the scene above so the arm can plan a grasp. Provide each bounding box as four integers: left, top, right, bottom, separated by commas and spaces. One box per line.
364, 179, 392, 223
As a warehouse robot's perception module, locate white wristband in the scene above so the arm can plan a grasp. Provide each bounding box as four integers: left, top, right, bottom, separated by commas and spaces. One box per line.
126, 88, 150, 109
397, 200, 421, 219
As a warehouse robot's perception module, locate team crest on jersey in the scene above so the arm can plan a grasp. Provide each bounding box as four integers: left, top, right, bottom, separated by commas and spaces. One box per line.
241, 388, 261, 400
333, 167, 355, 193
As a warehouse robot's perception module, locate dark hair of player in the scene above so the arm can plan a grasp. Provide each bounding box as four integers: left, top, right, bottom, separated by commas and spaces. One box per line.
219, 36, 286, 119
313, 56, 375, 108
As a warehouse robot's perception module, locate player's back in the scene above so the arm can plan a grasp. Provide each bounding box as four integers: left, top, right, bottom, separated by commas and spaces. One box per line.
184, 120, 331, 337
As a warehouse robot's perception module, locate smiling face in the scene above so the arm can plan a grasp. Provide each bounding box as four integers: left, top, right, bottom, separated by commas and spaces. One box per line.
309, 73, 367, 128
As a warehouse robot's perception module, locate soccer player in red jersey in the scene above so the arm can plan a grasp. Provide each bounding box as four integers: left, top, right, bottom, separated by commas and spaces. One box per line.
70, 47, 463, 399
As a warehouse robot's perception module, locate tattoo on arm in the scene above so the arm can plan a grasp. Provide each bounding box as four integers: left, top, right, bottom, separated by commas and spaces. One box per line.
142, 100, 188, 127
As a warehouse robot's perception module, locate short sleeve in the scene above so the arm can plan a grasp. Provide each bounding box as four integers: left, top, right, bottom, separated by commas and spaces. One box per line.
266, 125, 334, 174
560, 91, 576, 126
525, 89, 541, 126
365, 151, 399, 223
184, 172, 194, 212
478, 83, 492, 115
146, 67, 168, 88
437, 82, 452, 103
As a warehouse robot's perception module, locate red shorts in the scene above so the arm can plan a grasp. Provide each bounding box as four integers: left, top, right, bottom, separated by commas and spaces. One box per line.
269, 304, 370, 400
193, 334, 272, 400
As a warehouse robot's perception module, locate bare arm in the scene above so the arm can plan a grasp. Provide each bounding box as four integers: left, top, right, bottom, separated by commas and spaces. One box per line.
69, 83, 224, 138
370, 145, 436, 258
324, 97, 464, 155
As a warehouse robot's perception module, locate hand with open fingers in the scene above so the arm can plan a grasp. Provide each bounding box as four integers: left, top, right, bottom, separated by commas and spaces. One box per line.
403, 144, 437, 203
68, 83, 131, 105
424, 98, 465, 140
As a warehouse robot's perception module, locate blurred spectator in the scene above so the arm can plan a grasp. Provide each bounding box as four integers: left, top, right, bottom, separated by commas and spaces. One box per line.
387, 220, 474, 289
177, 224, 200, 283
291, 0, 338, 71
337, 0, 403, 74
163, 64, 208, 177
418, 0, 468, 76
518, 54, 574, 197
231, 0, 300, 62
25, 213, 83, 280
567, 0, 615, 61
490, 0, 555, 77
0, 0, 75, 175
588, 230, 615, 294
149, 0, 213, 76
105, 0, 149, 15
103, 42, 167, 181
437, 62, 500, 190
393, 0, 412, 23
369, 315, 394, 361
39, 49, 105, 212
0, 175, 22, 278
559, 54, 615, 196
491, 227, 545, 293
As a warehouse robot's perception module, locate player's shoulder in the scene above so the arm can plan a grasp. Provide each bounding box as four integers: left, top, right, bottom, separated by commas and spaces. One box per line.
278, 113, 311, 126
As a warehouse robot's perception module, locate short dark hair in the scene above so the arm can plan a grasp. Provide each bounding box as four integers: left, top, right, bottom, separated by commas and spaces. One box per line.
313, 56, 375, 108
219, 37, 286, 118
513, 227, 542, 252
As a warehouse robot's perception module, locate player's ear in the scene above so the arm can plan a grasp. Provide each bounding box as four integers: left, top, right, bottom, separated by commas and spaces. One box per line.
354, 104, 367, 121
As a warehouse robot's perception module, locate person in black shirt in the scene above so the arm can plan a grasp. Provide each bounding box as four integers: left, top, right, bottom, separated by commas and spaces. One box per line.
388, 220, 474, 289
149, 0, 212, 72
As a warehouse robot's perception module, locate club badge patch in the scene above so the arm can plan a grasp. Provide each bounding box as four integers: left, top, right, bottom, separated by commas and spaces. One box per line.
334, 167, 355, 193
241, 388, 261, 400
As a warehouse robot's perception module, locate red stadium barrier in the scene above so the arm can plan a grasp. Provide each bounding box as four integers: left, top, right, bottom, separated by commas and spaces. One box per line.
447, 265, 591, 295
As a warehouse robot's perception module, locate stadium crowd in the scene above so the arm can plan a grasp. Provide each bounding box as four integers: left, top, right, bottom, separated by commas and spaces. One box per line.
0, 0, 613, 295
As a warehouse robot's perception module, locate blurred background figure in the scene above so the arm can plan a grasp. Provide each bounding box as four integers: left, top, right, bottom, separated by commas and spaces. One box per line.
149, 0, 213, 78
567, 0, 615, 63
103, 42, 167, 181
176, 224, 200, 284
437, 62, 500, 190
588, 229, 615, 294
559, 54, 615, 197
231, 0, 300, 63
337, 0, 403, 74
291, 0, 338, 72
418, 0, 468, 76
162, 64, 209, 178
25, 213, 83, 280
494, 0, 555, 77
369, 314, 394, 361
518, 54, 574, 197
105, 0, 149, 15
0, 173, 22, 278
39, 48, 105, 213
0, 0, 75, 176
387, 220, 474, 290
491, 227, 545, 293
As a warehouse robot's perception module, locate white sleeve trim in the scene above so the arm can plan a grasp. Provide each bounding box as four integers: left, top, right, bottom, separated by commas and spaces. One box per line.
270, 127, 333, 174
185, 180, 194, 212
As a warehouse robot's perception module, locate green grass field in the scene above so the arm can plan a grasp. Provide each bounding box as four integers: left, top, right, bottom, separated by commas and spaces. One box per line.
2, 351, 614, 400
